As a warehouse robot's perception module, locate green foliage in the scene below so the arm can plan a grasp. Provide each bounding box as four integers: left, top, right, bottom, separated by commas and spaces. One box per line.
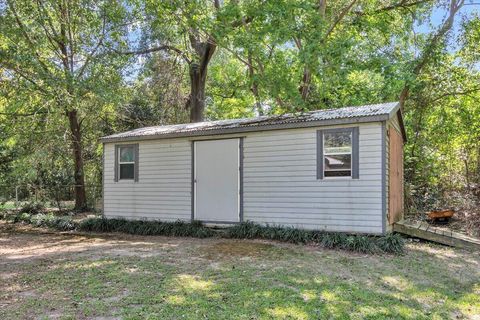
1, 1, 479, 222
6, 212, 77, 231
226, 222, 404, 254
377, 233, 406, 255
78, 217, 216, 238
3, 215, 404, 254
19, 201, 45, 214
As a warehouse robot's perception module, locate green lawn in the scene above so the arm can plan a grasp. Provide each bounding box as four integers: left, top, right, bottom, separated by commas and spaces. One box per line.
0, 201, 17, 210
0, 222, 479, 319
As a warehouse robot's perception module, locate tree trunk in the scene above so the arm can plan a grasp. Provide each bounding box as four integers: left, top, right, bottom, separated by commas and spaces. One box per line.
299, 66, 312, 101
189, 63, 207, 122
187, 36, 216, 122
247, 51, 263, 116
67, 109, 87, 210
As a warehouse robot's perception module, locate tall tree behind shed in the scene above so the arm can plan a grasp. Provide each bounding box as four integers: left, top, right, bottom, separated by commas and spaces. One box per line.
0, 0, 129, 210
119, 0, 253, 122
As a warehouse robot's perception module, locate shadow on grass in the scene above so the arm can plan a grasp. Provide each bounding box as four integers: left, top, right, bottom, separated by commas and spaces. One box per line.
1, 225, 479, 319
2, 256, 478, 318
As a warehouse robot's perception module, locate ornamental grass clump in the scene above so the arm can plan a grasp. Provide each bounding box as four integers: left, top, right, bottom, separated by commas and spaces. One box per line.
3, 214, 404, 254
227, 222, 404, 254
77, 217, 216, 238
376, 232, 405, 254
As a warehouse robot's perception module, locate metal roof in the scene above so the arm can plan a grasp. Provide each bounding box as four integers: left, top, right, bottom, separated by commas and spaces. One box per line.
102, 102, 402, 142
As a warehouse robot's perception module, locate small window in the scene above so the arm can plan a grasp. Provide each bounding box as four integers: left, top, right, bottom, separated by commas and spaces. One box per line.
324, 130, 352, 177
117, 145, 136, 180
317, 128, 358, 179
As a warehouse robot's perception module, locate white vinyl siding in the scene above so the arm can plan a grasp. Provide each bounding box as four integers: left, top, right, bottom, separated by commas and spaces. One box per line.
104, 140, 191, 221
103, 122, 384, 234
243, 123, 383, 234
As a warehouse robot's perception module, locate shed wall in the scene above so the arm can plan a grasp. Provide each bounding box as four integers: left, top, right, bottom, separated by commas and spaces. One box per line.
386, 115, 404, 229
103, 122, 384, 233
104, 140, 192, 221
242, 123, 383, 233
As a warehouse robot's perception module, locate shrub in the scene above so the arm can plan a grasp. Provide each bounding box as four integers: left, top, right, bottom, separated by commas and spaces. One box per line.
226, 221, 262, 239
12, 212, 32, 223
376, 233, 405, 254
226, 222, 404, 254
6, 212, 77, 231
20, 201, 45, 214
320, 232, 347, 249
5, 215, 404, 254
343, 235, 377, 253
78, 217, 216, 238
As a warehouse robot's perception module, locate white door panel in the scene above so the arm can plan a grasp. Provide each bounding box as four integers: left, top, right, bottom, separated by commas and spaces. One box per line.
194, 139, 239, 222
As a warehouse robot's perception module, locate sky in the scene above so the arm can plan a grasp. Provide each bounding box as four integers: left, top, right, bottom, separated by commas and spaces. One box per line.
415, 2, 479, 43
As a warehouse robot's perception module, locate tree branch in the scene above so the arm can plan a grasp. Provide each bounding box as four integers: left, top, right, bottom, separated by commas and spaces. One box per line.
115, 45, 192, 64
399, 0, 465, 109
7, 0, 52, 75
324, 0, 358, 40
0, 111, 49, 117
77, 10, 107, 78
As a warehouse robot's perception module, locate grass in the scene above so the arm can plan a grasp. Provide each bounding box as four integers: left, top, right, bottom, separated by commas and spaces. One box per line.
0, 201, 17, 210
0, 223, 479, 319
2, 214, 405, 254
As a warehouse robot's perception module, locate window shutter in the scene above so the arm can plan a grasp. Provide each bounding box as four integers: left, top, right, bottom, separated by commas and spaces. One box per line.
352, 127, 359, 179
134, 143, 139, 182
316, 130, 324, 179
114, 145, 119, 182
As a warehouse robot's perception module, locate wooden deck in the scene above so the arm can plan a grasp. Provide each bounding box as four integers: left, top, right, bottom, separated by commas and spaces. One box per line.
393, 220, 480, 250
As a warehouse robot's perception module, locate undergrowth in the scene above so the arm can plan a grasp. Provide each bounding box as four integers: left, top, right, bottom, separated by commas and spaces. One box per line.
7, 212, 77, 231
1, 213, 405, 254
226, 221, 404, 254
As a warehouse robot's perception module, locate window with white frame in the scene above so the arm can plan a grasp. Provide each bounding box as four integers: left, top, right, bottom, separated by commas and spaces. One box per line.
321, 129, 356, 178
118, 145, 136, 180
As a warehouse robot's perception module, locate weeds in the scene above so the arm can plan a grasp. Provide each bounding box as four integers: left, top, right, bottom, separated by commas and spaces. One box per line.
19, 201, 45, 214
1, 213, 404, 254
7, 212, 77, 231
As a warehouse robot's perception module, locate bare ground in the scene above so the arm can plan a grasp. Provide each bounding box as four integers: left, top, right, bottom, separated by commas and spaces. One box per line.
1, 221, 479, 319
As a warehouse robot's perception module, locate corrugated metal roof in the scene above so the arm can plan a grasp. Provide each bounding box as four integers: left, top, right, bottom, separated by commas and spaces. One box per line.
102, 102, 400, 142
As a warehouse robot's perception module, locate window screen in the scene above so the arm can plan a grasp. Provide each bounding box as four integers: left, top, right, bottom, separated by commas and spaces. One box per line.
324, 130, 352, 177
317, 127, 359, 179
118, 145, 135, 180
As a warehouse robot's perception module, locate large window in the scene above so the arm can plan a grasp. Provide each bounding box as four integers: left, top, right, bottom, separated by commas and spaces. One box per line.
115, 144, 138, 181
317, 128, 359, 179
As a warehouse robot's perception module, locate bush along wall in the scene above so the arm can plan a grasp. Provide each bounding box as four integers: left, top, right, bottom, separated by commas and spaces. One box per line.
2, 214, 405, 254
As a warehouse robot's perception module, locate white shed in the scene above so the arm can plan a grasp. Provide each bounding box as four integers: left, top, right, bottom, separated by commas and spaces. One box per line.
101, 102, 406, 234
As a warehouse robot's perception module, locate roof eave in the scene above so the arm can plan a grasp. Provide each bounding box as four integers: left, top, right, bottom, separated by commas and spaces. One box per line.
101, 114, 391, 143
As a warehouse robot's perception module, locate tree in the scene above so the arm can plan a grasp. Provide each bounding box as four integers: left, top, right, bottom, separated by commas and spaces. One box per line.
119, 0, 253, 122
399, 0, 465, 110
0, 0, 128, 210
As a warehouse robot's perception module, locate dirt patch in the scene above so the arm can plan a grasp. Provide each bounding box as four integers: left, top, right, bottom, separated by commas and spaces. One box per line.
199, 240, 276, 259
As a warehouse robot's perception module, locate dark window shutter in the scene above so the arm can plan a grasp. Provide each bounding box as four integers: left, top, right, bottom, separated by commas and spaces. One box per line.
114, 145, 119, 182
316, 130, 324, 179
134, 143, 139, 182
352, 127, 359, 179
